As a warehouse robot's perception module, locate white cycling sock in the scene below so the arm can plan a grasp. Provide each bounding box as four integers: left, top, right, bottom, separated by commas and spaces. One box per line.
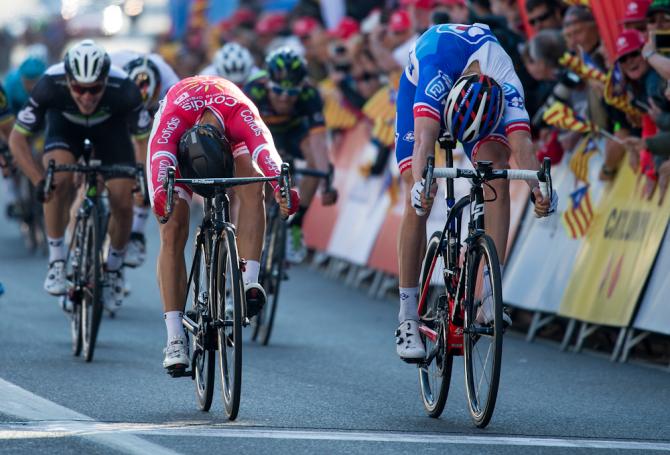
164, 311, 185, 341
106, 245, 127, 272
243, 260, 260, 285
398, 286, 419, 323
131, 206, 149, 234
47, 236, 66, 263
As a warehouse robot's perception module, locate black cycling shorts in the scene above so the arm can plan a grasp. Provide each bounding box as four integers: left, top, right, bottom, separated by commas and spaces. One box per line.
43, 110, 135, 171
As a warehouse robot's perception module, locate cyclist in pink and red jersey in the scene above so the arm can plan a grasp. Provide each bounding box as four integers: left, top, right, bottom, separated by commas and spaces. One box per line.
148, 75, 299, 371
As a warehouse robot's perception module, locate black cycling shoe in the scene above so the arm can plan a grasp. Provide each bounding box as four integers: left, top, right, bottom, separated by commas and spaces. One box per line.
244, 283, 267, 318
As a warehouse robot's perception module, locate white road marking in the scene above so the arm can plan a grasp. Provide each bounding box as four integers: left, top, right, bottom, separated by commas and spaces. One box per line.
0, 420, 669, 451
0, 378, 180, 455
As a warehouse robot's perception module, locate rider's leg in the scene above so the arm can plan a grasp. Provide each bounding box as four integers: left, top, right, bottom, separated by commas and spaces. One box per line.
157, 197, 190, 332
105, 178, 135, 270
126, 139, 150, 267
398, 167, 428, 322
233, 153, 265, 284
42, 149, 76, 255
473, 140, 511, 265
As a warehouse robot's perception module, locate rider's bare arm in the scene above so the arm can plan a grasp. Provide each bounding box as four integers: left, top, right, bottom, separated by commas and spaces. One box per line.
9, 128, 43, 185
411, 117, 441, 183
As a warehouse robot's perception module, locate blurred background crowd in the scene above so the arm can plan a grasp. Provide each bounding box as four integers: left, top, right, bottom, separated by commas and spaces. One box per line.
3, 0, 670, 191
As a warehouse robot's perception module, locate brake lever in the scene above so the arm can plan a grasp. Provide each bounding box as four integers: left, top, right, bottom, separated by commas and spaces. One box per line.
423, 156, 434, 199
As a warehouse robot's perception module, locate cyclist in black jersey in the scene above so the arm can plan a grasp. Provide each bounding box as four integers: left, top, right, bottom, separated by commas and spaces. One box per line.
9, 40, 151, 311
244, 47, 337, 263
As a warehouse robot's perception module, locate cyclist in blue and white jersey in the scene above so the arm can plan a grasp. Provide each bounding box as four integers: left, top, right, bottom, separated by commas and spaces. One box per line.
110, 50, 179, 268
394, 23, 558, 361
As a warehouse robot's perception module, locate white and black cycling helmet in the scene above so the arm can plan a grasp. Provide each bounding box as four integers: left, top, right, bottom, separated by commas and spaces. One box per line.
444, 73, 504, 143
213, 42, 254, 85
64, 39, 110, 84
124, 56, 161, 106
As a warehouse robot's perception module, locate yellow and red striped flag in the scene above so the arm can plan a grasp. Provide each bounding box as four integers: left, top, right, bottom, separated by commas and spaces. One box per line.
542, 101, 593, 133
569, 136, 598, 182
562, 0, 590, 7
562, 185, 594, 239
559, 52, 607, 84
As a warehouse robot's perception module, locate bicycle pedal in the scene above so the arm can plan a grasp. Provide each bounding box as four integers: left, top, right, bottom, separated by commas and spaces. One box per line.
166, 366, 192, 378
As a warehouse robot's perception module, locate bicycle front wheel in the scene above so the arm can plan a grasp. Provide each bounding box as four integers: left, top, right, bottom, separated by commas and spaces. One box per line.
81, 205, 104, 363
418, 232, 452, 418
463, 234, 503, 428
190, 233, 215, 412
215, 226, 243, 420
256, 212, 285, 346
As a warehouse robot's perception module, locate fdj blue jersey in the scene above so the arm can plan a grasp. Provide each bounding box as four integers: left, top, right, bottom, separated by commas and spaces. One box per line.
395, 23, 530, 174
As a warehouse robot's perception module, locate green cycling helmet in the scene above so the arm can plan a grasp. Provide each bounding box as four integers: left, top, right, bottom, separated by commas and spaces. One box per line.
265, 47, 307, 88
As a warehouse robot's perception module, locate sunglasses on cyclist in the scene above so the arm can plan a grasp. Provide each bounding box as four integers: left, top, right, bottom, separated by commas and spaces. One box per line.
69, 81, 106, 95
529, 10, 553, 26
269, 82, 301, 96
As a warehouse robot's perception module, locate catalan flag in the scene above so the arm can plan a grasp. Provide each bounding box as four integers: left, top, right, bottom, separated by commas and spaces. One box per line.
562, 185, 594, 239
319, 79, 359, 130
559, 52, 607, 84
569, 136, 598, 182
363, 85, 396, 147
542, 101, 593, 133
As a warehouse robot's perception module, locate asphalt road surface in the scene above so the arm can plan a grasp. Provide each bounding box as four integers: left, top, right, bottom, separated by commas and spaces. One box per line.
0, 202, 669, 454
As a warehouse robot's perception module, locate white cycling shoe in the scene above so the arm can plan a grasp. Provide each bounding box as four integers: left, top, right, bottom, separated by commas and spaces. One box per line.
396, 319, 426, 361
103, 269, 124, 314
475, 276, 512, 327
124, 233, 146, 268
44, 260, 68, 296
163, 335, 189, 370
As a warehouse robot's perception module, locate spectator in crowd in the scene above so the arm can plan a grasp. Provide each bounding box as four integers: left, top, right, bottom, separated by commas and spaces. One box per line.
647, 0, 670, 31
525, 0, 564, 32
490, 0, 523, 33
620, 0, 651, 33
433, 0, 470, 24
400, 0, 434, 34
562, 6, 605, 65
368, 10, 416, 74
292, 16, 329, 81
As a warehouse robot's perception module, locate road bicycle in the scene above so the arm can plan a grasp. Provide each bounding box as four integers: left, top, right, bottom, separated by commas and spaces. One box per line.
1, 144, 47, 255
44, 139, 146, 362
416, 132, 552, 427
163, 164, 291, 420
250, 165, 335, 346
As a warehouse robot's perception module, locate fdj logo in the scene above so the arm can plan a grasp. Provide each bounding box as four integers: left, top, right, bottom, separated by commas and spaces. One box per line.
503, 83, 524, 109
424, 71, 453, 102
472, 202, 484, 220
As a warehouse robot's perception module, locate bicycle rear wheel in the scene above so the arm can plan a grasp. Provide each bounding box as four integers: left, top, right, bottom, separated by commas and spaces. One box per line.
256, 212, 285, 346
418, 232, 452, 418
215, 226, 243, 420
81, 205, 104, 362
67, 222, 83, 357
463, 234, 503, 428
190, 233, 215, 412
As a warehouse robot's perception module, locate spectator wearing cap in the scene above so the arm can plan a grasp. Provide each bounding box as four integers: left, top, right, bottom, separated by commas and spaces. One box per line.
562, 6, 607, 72
368, 10, 417, 74
525, 0, 564, 32
293, 16, 329, 81
647, 0, 670, 31
433, 0, 470, 24
255, 12, 298, 56
620, 0, 651, 33
400, 0, 434, 34
610, 30, 670, 175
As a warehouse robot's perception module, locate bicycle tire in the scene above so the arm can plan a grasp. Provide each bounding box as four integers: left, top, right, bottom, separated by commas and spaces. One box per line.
67, 218, 84, 357
418, 232, 453, 418
191, 233, 215, 412
216, 226, 243, 420
463, 234, 503, 428
81, 205, 104, 363
257, 213, 285, 346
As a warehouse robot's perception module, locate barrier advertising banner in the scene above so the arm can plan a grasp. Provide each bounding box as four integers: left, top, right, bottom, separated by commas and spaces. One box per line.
503, 150, 606, 313
558, 164, 670, 327
632, 226, 670, 336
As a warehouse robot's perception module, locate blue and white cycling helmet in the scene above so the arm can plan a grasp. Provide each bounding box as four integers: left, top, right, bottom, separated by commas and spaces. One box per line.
444, 73, 504, 143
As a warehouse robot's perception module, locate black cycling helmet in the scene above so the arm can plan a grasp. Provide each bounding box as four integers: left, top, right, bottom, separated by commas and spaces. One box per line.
124, 56, 161, 107
177, 124, 234, 197
265, 47, 307, 88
